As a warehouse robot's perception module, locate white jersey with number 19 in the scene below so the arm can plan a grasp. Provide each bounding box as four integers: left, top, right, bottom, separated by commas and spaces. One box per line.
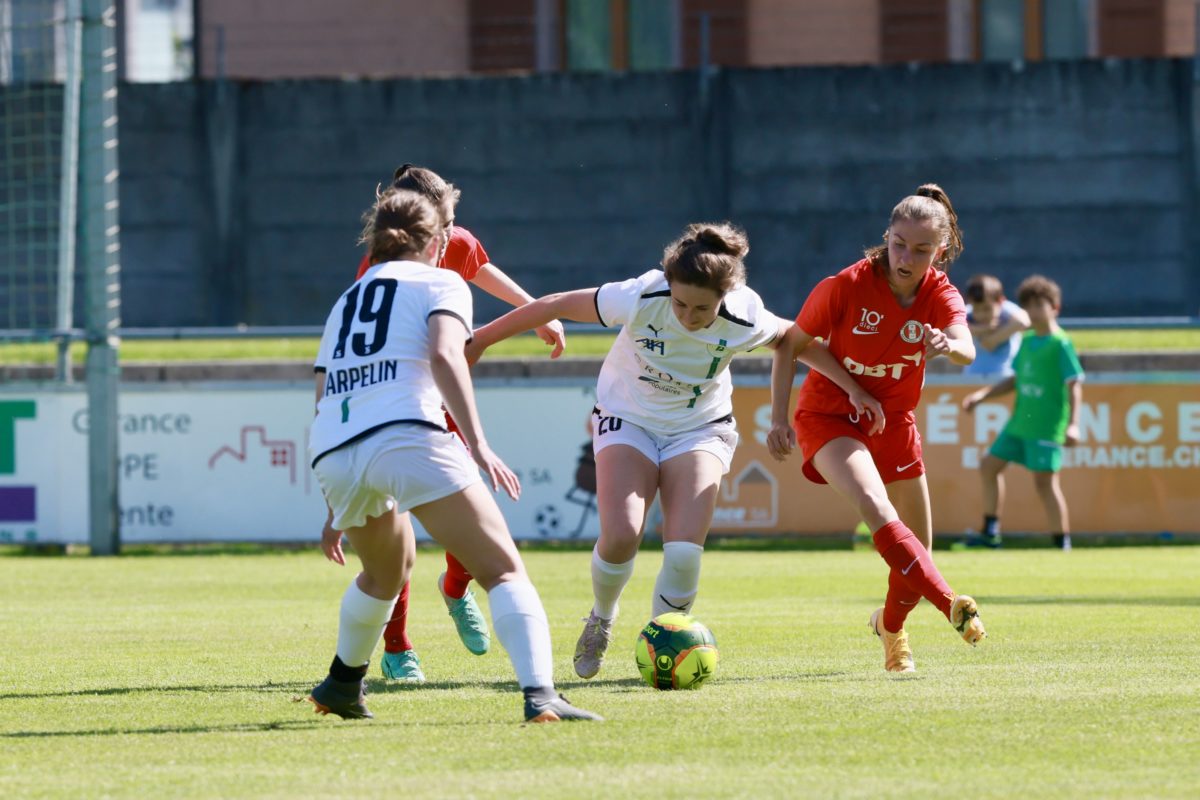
594, 269, 781, 435
308, 260, 472, 467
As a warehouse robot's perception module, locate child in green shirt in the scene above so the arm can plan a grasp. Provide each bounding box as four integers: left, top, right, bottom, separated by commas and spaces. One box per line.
961, 275, 1084, 550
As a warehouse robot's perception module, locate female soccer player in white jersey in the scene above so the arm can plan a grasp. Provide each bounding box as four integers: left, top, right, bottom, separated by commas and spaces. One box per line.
468, 222, 882, 679
304, 188, 600, 723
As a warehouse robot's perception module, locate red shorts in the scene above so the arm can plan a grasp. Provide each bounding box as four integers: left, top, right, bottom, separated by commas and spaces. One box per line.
444, 410, 467, 447
793, 409, 924, 485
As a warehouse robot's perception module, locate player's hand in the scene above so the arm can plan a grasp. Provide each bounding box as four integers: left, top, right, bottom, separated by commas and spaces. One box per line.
1064, 423, 1081, 447
766, 422, 796, 462
472, 441, 522, 501
535, 319, 567, 359
320, 514, 346, 566
848, 387, 886, 436
961, 390, 984, 413
923, 323, 953, 359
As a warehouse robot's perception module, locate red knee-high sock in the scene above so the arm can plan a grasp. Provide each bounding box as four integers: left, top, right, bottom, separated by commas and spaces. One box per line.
382, 581, 413, 653
883, 568, 924, 633
442, 552, 473, 599
873, 520, 954, 622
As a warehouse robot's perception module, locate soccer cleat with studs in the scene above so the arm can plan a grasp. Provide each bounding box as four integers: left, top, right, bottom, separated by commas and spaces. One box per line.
869, 607, 916, 673
380, 649, 425, 682
304, 675, 372, 719
523, 687, 604, 723
438, 572, 490, 656
950, 594, 986, 645
573, 611, 614, 679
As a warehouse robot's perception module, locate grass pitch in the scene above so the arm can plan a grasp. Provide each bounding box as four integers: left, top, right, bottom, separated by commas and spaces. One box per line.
2, 546, 1198, 799
2, 327, 1199, 364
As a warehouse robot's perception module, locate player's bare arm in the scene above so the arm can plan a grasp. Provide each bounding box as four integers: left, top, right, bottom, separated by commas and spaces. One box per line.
925, 322, 975, 366
429, 314, 521, 500
470, 263, 567, 358
312, 370, 347, 565
469, 288, 600, 361
767, 323, 803, 461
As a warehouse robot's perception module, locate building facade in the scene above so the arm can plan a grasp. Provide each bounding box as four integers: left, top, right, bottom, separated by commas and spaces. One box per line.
192, 0, 1199, 80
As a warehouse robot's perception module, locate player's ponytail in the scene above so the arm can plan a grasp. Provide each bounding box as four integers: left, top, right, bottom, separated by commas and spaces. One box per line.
662, 222, 749, 294
866, 183, 965, 269
360, 189, 443, 265
389, 163, 461, 231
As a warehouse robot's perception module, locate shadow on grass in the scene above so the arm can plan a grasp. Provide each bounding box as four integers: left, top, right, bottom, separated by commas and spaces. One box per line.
983, 595, 1200, 608
0, 719, 325, 739
0, 682, 314, 701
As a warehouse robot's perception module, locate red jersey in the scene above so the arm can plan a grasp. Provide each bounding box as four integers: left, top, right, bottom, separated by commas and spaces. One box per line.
355, 225, 490, 281
794, 258, 966, 418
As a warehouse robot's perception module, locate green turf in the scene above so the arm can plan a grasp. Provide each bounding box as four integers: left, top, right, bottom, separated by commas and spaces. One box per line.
2, 547, 1197, 798
2, 327, 1199, 364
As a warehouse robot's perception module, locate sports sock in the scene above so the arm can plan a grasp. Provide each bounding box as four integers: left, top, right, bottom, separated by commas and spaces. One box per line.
488, 579, 554, 690
873, 520, 954, 620
591, 549, 636, 620
652, 541, 704, 617
382, 582, 413, 653
882, 567, 923, 633
1053, 532, 1072, 551
328, 655, 367, 683
442, 552, 473, 599
982, 515, 1000, 538
336, 580, 398, 667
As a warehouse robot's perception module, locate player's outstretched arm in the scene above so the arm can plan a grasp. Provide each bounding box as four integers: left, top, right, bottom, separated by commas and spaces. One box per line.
471, 264, 567, 358
926, 322, 975, 366
429, 314, 520, 500
977, 306, 1030, 351
469, 288, 600, 361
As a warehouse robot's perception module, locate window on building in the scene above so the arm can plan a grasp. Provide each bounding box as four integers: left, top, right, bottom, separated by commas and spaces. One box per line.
980, 0, 1024, 60
1043, 0, 1090, 58
628, 0, 675, 70
565, 0, 611, 70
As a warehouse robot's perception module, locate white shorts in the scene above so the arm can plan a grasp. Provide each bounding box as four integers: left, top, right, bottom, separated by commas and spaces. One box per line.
313, 424, 481, 531
590, 407, 739, 474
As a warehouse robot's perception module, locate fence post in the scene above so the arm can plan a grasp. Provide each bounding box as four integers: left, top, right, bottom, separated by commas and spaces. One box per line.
80, 0, 121, 555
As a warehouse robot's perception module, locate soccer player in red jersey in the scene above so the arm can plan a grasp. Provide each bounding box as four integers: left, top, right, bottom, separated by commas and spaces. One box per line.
767, 184, 987, 673
324, 164, 565, 683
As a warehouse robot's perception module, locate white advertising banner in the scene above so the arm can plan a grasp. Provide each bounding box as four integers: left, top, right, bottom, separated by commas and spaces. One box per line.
0, 385, 603, 544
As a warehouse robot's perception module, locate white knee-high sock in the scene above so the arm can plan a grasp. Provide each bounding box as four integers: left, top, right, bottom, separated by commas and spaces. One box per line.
336, 581, 398, 667
591, 549, 636, 620
652, 541, 704, 617
488, 579, 555, 690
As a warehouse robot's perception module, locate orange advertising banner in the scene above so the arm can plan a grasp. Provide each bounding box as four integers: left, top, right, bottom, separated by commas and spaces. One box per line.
715, 380, 1200, 536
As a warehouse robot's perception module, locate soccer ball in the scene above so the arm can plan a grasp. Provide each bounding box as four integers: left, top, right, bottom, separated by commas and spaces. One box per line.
533, 504, 561, 537
634, 612, 718, 690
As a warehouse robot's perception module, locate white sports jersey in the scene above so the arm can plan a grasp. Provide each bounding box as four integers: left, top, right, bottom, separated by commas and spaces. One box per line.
594, 269, 781, 435
309, 260, 472, 467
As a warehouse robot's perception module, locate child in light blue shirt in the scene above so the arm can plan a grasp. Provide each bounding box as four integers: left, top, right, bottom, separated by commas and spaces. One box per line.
962, 274, 1029, 378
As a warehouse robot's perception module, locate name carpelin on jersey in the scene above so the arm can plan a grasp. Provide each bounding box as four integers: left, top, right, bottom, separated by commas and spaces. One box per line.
324, 360, 399, 396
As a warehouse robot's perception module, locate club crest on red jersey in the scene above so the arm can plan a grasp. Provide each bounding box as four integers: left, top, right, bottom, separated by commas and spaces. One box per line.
900, 320, 923, 344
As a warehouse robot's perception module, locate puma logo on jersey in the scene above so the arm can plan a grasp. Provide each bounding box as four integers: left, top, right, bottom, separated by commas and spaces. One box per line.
647, 324, 662, 336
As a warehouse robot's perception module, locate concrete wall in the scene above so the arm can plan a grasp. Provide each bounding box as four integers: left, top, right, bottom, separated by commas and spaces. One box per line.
112, 58, 1200, 327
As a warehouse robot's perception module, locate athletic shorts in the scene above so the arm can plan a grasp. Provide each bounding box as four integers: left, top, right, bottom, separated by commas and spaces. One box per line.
793, 409, 923, 485
313, 424, 481, 531
989, 429, 1062, 472
590, 406, 739, 474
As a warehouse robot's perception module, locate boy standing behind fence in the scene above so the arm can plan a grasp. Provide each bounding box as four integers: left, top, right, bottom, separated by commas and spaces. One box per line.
961, 275, 1084, 550
962, 274, 1029, 378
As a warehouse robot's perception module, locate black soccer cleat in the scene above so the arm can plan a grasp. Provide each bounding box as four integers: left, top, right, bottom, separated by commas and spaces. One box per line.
523, 687, 604, 723
306, 675, 373, 720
